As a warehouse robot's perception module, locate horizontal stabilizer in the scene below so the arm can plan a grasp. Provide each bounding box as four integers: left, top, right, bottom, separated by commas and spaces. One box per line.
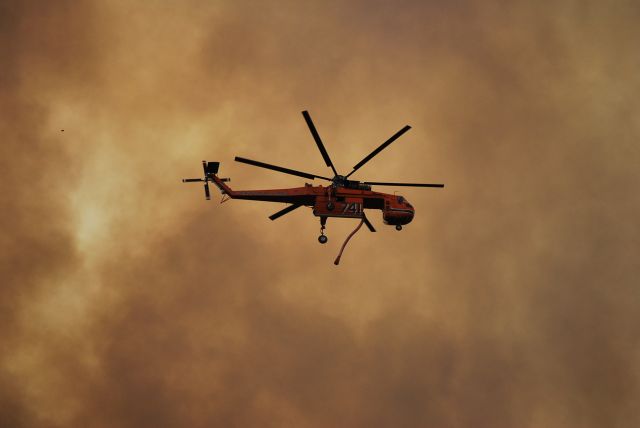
205, 161, 219, 175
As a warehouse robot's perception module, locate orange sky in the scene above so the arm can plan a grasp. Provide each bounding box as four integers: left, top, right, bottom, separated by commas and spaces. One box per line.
2, 1, 640, 427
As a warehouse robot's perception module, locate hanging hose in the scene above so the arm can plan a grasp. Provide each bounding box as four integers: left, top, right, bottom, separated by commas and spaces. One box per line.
334, 218, 365, 265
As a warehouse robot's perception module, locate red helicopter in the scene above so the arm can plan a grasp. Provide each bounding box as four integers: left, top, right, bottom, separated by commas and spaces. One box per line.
183, 110, 444, 264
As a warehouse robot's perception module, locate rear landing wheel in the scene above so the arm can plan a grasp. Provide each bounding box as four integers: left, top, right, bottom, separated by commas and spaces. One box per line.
318, 235, 328, 244
395, 225, 403, 231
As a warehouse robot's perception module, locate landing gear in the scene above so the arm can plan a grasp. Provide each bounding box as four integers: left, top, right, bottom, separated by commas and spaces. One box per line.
318, 216, 328, 244
395, 224, 403, 231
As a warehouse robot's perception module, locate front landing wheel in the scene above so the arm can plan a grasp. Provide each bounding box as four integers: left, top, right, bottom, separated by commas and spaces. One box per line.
395, 225, 403, 231
318, 235, 328, 244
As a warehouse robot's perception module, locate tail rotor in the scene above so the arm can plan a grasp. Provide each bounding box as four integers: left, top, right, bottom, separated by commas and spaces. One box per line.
183, 160, 220, 200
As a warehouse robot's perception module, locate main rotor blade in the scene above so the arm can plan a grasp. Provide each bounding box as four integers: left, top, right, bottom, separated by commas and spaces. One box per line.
362, 213, 376, 232
346, 125, 411, 178
363, 181, 444, 188
302, 110, 338, 176
235, 156, 331, 181
269, 203, 302, 220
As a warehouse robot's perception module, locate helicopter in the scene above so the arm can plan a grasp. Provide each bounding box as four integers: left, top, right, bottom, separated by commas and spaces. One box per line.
183, 110, 444, 264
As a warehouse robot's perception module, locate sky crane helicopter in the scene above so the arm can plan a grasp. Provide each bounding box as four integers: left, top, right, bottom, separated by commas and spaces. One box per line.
182, 110, 444, 264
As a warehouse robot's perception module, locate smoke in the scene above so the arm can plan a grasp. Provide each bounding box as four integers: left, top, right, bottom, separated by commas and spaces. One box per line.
1, 1, 639, 427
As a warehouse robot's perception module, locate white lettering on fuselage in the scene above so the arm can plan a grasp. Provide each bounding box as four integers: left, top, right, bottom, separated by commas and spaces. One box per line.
342, 202, 362, 214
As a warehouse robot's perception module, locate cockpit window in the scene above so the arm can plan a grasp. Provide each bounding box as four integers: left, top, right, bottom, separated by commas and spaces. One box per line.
397, 196, 404, 203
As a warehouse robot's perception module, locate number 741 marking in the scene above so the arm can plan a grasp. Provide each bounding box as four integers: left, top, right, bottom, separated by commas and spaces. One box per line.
342, 202, 362, 214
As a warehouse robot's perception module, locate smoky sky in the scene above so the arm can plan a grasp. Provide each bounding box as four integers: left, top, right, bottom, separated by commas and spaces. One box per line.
2, 1, 640, 427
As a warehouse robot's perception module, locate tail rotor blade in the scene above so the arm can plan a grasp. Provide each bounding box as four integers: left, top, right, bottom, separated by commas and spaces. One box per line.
302, 110, 338, 176
269, 203, 302, 220
204, 182, 211, 200
362, 213, 376, 232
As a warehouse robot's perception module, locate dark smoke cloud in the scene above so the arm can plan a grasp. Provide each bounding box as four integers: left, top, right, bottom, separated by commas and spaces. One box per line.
2, 1, 640, 427
0, 2, 103, 426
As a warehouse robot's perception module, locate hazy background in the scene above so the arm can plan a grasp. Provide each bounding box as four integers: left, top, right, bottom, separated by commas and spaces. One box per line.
2, 1, 639, 426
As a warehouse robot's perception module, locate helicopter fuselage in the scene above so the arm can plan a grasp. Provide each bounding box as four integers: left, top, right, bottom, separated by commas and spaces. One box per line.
211, 174, 414, 227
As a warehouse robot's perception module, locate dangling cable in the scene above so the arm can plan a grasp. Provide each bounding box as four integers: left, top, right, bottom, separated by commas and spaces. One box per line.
334, 218, 365, 265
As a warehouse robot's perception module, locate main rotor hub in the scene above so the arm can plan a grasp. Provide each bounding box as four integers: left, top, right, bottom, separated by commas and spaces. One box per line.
331, 175, 346, 187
